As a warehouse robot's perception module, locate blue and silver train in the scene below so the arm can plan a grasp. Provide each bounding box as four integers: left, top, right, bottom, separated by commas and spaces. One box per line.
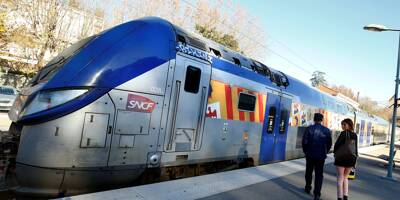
6, 17, 389, 197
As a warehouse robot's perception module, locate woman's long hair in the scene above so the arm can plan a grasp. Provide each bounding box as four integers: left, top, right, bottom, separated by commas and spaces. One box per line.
341, 118, 354, 132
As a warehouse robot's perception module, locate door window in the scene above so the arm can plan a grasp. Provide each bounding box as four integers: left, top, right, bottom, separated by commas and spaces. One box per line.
279, 109, 288, 134
267, 107, 276, 134
184, 66, 201, 93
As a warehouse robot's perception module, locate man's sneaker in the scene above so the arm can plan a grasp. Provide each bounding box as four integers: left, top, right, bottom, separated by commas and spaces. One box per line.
304, 187, 311, 194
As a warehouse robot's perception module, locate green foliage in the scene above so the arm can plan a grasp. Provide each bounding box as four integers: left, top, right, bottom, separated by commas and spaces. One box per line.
310, 71, 327, 87
195, 24, 239, 52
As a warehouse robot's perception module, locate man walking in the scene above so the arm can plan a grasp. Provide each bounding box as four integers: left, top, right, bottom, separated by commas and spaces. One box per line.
302, 113, 332, 200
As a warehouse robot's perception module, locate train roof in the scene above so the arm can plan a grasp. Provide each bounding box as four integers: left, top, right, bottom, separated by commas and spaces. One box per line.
172, 19, 352, 115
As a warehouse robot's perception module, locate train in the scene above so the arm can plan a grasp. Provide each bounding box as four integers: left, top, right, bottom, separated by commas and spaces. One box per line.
5, 17, 390, 197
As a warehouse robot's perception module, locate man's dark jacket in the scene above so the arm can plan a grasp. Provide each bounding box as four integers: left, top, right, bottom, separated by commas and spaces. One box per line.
302, 123, 332, 160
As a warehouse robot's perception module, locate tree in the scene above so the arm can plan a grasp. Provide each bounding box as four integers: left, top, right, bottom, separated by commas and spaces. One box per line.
104, 0, 267, 60
2, 0, 267, 79
195, 24, 239, 51
0, 12, 7, 47
310, 71, 327, 87
1, 0, 105, 74
331, 85, 358, 101
358, 97, 391, 120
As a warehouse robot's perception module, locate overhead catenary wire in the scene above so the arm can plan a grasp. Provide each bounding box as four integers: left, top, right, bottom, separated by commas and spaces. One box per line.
219, 1, 337, 81
182, 0, 340, 79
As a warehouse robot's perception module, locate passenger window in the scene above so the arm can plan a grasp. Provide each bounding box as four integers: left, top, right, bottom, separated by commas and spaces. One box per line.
238, 93, 256, 111
184, 66, 201, 93
279, 109, 288, 134
267, 107, 276, 134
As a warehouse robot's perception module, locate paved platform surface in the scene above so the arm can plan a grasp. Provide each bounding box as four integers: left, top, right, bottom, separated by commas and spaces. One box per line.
200, 155, 400, 200
60, 145, 400, 200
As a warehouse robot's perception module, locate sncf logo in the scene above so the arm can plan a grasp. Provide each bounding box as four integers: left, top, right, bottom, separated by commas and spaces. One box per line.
126, 94, 156, 113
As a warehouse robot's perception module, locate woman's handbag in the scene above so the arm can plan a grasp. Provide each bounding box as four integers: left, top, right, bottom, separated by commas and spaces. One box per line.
348, 168, 356, 180
335, 131, 357, 162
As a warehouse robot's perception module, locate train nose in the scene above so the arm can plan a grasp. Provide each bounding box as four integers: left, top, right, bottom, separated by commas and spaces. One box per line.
15, 163, 65, 198
15, 162, 146, 197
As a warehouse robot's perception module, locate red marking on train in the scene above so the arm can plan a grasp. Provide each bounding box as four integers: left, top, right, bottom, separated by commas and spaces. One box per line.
126, 94, 156, 113
237, 88, 245, 121
206, 106, 217, 118
248, 91, 255, 122
225, 85, 233, 120
258, 93, 264, 123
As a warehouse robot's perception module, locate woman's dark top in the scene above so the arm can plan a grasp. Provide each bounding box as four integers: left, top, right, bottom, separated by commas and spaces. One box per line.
333, 131, 358, 167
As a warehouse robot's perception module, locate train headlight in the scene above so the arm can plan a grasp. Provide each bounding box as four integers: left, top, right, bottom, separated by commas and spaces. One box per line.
20, 89, 89, 117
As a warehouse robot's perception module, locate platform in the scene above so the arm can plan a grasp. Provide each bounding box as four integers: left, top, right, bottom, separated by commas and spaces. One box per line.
58, 144, 400, 200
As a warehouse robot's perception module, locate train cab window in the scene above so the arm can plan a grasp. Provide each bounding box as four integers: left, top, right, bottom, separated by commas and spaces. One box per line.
279, 109, 289, 134
238, 93, 256, 111
184, 66, 201, 93
267, 107, 277, 134
356, 123, 360, 134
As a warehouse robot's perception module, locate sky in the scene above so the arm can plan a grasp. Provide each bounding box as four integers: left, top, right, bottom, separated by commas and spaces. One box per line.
235, 0, 400, 104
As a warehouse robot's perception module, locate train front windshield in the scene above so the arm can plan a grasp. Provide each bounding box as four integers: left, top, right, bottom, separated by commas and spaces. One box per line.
29, 35, 97, 86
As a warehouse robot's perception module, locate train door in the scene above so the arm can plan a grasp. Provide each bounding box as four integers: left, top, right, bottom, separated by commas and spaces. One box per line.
165, 55, 211, 152
259, 92, 291, 164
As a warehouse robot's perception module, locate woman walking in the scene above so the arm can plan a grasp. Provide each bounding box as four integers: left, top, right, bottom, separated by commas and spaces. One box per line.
334, 118, 358, 200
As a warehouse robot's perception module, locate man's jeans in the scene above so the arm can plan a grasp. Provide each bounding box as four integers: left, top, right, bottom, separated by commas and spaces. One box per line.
305, 157, 325, 196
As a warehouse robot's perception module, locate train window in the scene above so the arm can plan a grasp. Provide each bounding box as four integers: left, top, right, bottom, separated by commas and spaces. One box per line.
32, 35, 97, 85
267, 107, 277, 134
279, 109, 288, 134
238, 93, 256, 111
184, 66, 201, 93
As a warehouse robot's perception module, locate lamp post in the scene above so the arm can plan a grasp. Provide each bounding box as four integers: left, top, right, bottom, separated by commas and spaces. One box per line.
364, 24, 400, 180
